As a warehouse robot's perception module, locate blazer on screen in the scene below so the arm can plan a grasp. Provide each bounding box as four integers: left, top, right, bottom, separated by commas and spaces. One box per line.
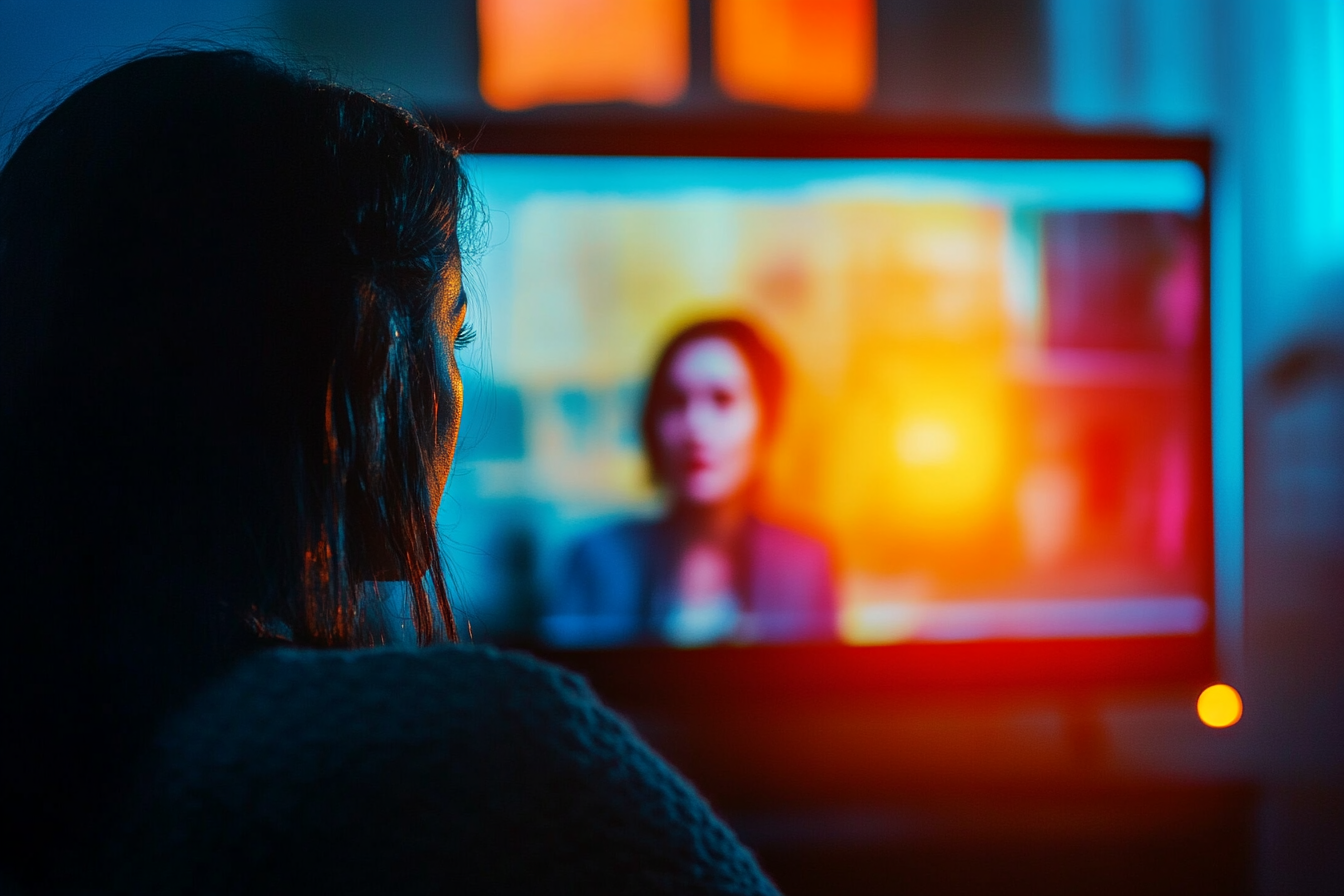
545, 516, 837, 648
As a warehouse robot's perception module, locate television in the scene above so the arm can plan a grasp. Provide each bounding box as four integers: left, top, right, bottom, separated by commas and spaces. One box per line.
443, 122, 1214, 702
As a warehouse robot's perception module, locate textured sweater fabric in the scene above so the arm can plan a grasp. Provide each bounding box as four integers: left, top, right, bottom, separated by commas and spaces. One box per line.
102, 644, 780, 896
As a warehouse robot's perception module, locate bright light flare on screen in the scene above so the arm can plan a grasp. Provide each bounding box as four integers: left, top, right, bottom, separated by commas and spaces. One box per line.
1197, 684, 1243, 728
478, 0, 688, 110
894, 418, 958, 467
714, 0, 875, 111
880, 373, 1011, 533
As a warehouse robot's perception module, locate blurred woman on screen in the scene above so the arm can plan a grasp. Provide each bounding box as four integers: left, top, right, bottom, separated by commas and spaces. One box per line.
0, 49, 778, 895
549, 318, 837, 648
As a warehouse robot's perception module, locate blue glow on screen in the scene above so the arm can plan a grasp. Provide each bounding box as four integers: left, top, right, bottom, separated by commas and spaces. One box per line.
467, 156, 1206, 214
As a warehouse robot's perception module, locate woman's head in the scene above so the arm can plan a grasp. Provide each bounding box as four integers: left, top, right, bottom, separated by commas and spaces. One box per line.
640, 318, 785, 507
0, 48, 474, 874
0, 48, 471, 648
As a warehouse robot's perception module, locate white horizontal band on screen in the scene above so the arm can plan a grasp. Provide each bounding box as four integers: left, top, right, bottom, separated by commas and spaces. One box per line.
843, 595, 1208, 644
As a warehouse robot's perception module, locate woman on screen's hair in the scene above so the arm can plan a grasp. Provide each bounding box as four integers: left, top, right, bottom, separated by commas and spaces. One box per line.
0, 49, 777, 895
549, 318, 837, 648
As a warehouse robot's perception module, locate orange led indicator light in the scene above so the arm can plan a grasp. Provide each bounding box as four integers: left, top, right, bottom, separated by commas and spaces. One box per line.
1197, 684, 1243, 728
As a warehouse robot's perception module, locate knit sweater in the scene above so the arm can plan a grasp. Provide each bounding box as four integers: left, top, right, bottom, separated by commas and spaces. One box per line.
101, 644, 779, 896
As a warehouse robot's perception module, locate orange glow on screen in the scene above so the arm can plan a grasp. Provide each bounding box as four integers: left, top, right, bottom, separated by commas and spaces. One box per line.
714, 0, 875, 111
1197, 684, 1243, 728
886, 372, 1011, 530
478, 0, 688, 110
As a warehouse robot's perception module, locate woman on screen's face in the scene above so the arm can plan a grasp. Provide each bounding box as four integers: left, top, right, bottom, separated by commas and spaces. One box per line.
657, 336, 762, 507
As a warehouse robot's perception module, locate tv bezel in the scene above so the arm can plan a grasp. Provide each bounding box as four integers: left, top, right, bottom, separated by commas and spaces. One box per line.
457, 116, 1217, 702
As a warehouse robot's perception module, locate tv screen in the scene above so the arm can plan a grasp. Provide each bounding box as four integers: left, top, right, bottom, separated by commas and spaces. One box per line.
446, 147, 1211, 662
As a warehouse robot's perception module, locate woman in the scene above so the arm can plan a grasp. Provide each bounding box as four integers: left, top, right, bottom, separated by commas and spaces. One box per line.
0, 50, 777, 894
549, 319, 836, 648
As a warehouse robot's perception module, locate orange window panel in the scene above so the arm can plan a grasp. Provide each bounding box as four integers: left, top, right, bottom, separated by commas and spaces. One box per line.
714, 0, 875, 111
478, 0, 688, 110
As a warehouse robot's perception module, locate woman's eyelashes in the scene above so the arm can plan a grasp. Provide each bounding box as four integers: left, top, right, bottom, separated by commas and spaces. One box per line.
454, 322, 477, 349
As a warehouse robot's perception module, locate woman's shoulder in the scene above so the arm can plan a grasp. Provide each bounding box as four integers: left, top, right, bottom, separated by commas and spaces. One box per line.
140, 644, 639, 802
110, 644, 779, 895
188, 641, 592, 717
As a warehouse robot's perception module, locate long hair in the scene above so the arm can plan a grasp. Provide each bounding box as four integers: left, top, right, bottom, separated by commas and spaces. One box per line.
0, 48, 470, 881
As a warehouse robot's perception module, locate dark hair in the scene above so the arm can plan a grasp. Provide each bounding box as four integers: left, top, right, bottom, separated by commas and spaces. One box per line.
0, 48, 471, 880
639, 317, 786, 484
